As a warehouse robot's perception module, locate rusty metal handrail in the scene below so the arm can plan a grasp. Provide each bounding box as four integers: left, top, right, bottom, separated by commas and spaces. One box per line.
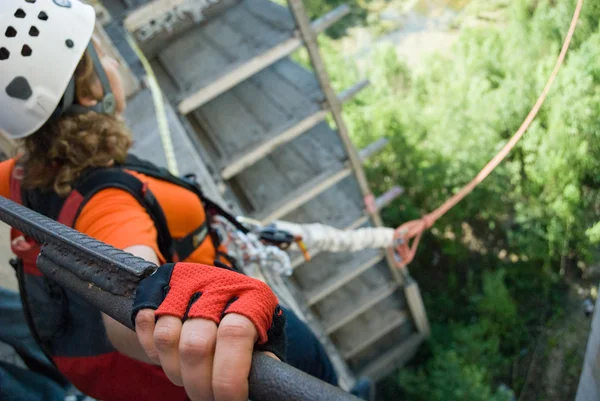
0, 196, 361, 401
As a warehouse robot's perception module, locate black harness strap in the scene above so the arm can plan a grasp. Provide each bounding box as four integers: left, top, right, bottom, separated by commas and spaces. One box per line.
120, 155, 249, 235
72, 169, 177, 262
175, 220, 209, 261
20, 155, 245, 264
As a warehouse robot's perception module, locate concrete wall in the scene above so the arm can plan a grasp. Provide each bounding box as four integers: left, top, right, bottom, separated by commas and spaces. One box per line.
576, 286, 600, 401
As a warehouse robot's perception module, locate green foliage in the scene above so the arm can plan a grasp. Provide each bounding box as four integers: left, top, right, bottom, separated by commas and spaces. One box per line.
314, 0, 599, 398
395, 270, 518, 401
398, 348, 511, 401
474, 269, 517, 336
326, 0, 600, 267
588, 222, 600, 244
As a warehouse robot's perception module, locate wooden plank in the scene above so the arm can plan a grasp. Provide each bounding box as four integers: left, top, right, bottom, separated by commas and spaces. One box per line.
404, 277, 431, 336
325, 282, 400, 334
357, 138, 389, 161
271, 57, 322, 103
242, 62, 321, 122
342, 310, 408, 359
220, 79, 370, 179
222, 0, 289, 49
177, 4, 351, 114
358, 333, 424, 381
236, 121, 352, 216
269, 134, 337, 189
193, 90, 265, 156
158, 29, 229, 91
223, 73, 290, 138
229, 120, 346, 214
252, 167, 352, 225
124, 0, 238, 48
375, 186, 404, 210
193, 59, 324, 165
178, 35, 298, 114
241, 0, 295, 31
288, 0, 411, 291
337, 80, 369, 103
201, 8, 254, 62
284, 174, 364, 228
306, 252, 384, 305
222, 110, 328, 179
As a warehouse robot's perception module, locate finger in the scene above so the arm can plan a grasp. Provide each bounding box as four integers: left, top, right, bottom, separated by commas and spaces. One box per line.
154, 315, 184, 386
136, 309, 160, 364
212, 313, 258, 401
179, 318, 218, 401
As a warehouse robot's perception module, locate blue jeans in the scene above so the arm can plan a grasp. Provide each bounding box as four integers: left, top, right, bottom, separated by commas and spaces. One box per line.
0, 287, 68, 401
284, 308, 339, 386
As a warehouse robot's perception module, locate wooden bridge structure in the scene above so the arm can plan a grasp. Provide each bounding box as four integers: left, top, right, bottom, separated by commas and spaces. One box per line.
85, 0, 431, 389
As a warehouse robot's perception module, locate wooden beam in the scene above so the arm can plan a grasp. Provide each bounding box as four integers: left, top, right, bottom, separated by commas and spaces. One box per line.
253, 166, 353, 225
125, 0, 239, 57
177, 4, 351, 114
306, 252, 384, 305
342, 311, 408, 359
125, 0, 232, 37
257, 136, 392, 230
310, 4, 350, 32
337, 79, 369, 103
220, 79, 368, 180
288, 0, 413, 293
222, 110, 328, 180
325, 282, 400, 334
357, 137, 389, 161
375, 186, 404, 210
358, 333, 424, 380
404, 276, 431, 336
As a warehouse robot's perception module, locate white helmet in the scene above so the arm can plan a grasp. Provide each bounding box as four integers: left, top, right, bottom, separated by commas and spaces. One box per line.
0, 0, 116, 139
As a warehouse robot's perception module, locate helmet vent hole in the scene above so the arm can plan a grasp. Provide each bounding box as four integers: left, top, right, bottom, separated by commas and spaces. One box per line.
0, 48, 9, 60
29, 26, 39, 36
25, 0, 37, 3
15, 9, 26, 18
21, 45, 32, 57
38, 11, 48, 21
5, 27, 17, 38
65, 39, 74, 48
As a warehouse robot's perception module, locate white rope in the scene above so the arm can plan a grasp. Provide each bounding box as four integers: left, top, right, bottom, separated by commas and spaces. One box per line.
274, 221, 396, 254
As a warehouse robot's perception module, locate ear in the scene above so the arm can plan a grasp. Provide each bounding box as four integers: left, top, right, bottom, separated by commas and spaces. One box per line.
78, 96, 98, 107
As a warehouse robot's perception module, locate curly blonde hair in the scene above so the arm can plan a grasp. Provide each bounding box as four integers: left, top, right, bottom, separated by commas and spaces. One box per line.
19, 49, 132, 196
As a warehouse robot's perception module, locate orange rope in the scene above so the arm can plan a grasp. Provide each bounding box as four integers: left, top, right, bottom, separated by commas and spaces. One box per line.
393, 0, 584, 268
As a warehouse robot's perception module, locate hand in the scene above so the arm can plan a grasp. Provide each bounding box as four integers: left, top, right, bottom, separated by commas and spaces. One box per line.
131, 263, 286, 401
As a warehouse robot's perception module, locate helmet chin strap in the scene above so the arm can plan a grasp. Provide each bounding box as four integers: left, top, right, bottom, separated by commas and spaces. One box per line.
52, 42, 117, 118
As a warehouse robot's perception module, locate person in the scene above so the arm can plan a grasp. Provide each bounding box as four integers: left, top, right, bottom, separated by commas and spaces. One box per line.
0, 286, 76, 401
0, 1, 344, 400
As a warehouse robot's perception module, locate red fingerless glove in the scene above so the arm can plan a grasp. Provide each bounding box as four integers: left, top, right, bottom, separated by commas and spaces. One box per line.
132, 263, 286, 360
